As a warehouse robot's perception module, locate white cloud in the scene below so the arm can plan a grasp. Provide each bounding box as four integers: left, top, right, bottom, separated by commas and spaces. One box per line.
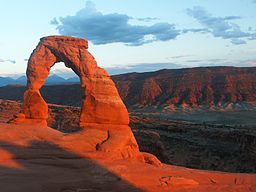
187, 6, 256, 45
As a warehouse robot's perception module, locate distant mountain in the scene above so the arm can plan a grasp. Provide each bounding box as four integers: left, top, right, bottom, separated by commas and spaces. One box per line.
0, 67, 256, 109
45, 74, 66, 84
66, 76, 80, 83
15, 76, 27, 85
0, 74, 80, 86
0, 77, 15, 86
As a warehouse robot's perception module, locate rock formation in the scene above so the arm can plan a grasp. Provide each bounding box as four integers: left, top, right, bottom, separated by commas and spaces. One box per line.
10, 36, 158, 163
112, 67, 256, 108
19, 36, 129, 126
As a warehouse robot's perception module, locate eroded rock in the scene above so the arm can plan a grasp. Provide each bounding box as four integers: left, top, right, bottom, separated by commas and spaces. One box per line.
22, 36, 129, 125
10, 36, 159, 164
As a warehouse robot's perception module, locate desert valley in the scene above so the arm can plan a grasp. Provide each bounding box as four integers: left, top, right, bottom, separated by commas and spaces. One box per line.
1, 1, 256, 191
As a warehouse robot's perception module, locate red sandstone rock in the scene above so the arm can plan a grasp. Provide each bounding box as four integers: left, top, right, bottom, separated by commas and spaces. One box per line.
0, 122, 255, 192
23, 90, 48, 120
11, 36, 155, 163
23, 35, 129, 125
112, 67, 256, 107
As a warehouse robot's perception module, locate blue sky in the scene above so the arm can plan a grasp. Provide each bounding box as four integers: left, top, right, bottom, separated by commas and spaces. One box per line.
0, 0, 256, 77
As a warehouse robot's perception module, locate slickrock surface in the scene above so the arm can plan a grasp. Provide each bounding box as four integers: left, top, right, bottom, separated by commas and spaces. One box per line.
0, 122, 256, 192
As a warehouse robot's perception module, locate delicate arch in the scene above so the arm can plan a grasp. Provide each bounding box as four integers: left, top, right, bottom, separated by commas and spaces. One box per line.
23, 36, 129, 126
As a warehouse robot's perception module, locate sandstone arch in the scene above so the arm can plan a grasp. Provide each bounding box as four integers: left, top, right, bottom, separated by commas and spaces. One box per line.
21, 36, 129, 127
10, 36, 161, 165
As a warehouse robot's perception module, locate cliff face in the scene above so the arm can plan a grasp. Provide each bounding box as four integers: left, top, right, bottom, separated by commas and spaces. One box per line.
112, 66, 256, 107
0, 67, 256, 109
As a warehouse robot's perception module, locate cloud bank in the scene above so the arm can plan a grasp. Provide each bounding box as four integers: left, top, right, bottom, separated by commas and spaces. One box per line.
187, 6, 255, 45
52, 2, 255, 46
52, 1, 180, 46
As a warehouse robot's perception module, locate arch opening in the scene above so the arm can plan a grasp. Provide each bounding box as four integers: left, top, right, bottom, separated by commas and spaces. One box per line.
48, 62, 78, 80
44, 62, 82, 132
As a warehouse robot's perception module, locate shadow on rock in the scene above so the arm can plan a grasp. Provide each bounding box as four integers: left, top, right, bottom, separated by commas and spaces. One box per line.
0, 140, 143, 192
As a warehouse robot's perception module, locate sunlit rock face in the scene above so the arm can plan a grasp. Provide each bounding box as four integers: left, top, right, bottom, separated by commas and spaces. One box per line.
22, 36, 129, 126
10, 36, 156, 162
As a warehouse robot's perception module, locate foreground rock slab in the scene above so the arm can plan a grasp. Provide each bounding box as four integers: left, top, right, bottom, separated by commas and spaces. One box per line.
0, 123, 255, 192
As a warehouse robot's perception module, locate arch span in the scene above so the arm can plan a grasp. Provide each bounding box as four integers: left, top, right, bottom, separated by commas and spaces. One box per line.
22, 36, 129, 126
10, 36, 162, 165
